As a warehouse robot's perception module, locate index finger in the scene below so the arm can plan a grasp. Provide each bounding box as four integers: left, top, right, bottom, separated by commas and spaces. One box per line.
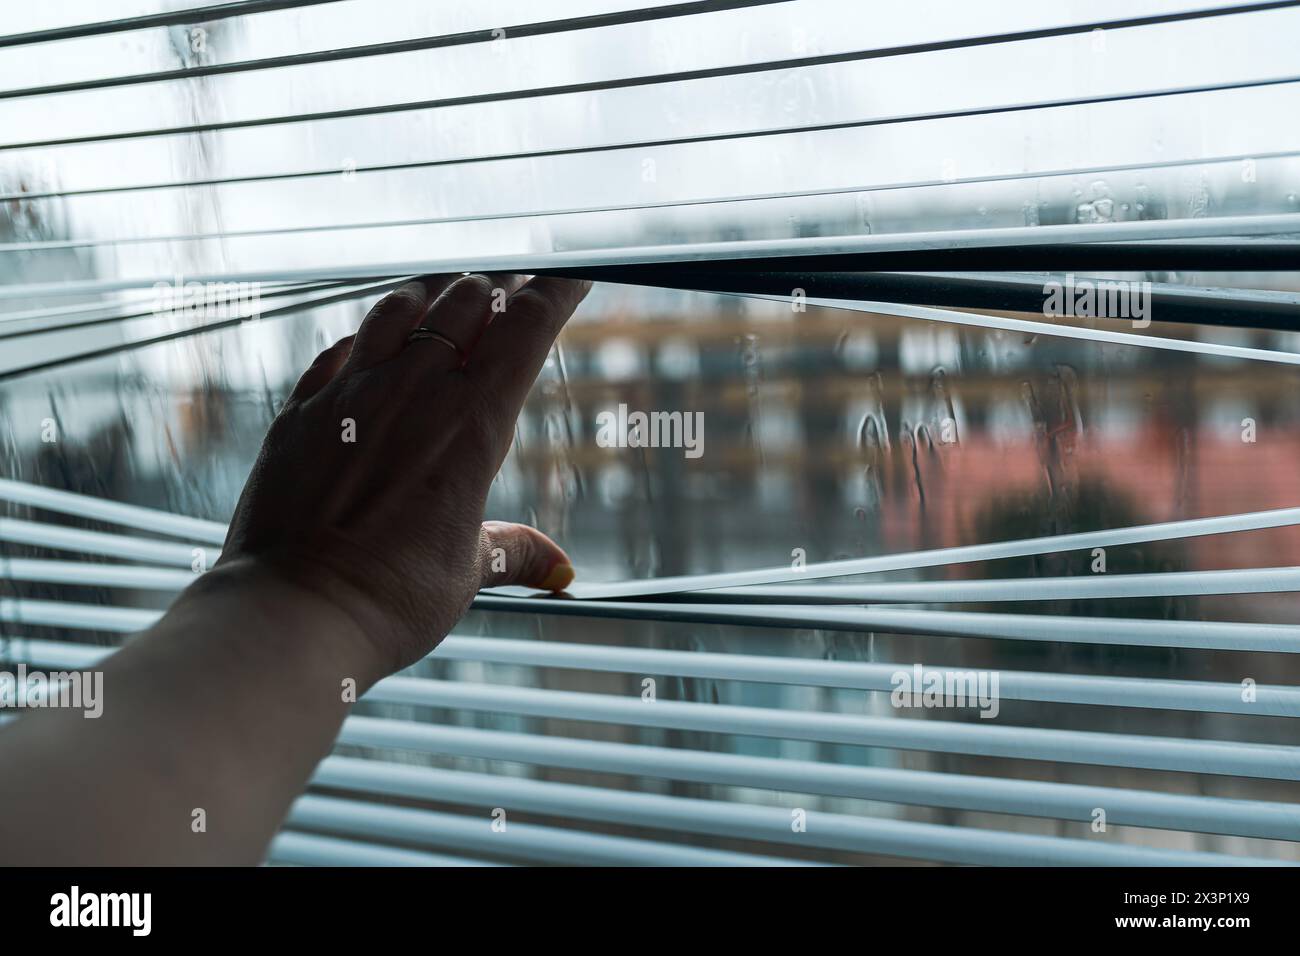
465, 277, 592, 411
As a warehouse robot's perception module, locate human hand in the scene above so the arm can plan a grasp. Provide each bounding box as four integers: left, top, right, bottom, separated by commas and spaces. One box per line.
216, 273, 590, 679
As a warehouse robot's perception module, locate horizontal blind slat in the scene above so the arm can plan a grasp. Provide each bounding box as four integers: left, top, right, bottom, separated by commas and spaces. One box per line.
4, 214, 1299, 302
0, 0, 346, 48
312, 757, 1288, 867
290, 793, 821, 867
364, 678, 1300, 779
267, 831, 499, 867
337, 717, 1300, 842
9, 631, 1298, 716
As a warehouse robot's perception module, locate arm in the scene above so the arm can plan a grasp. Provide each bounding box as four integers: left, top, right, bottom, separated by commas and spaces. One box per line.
0, 273, 589, 865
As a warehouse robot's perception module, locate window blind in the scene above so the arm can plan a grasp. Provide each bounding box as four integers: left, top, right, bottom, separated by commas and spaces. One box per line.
3, 0, 1300, 299
0, 480, 1297, 865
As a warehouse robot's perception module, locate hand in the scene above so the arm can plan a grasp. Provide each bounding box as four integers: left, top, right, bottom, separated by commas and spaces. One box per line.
216, 273, 591, 678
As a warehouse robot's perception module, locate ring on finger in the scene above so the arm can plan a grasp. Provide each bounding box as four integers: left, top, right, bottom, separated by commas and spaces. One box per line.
408, 326, 466, 363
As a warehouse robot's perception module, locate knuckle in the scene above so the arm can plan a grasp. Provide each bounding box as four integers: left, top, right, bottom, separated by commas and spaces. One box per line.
506, 289, 563, 336
442, 273, 496, 307
370, 289, 425, 319
314, 339, 348, 362
505, 287, 551, 318
265, 404, 303, 444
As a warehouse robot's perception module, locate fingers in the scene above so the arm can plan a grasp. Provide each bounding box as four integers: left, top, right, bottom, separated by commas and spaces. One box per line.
347, 276, 458, 370
467, 277, 592, 409
287, 334, 355, 403
477, 521, 575, 592
403, 273, 528, 375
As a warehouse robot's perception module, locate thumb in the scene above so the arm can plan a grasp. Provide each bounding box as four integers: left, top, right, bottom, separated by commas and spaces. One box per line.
478, 521, 575, 592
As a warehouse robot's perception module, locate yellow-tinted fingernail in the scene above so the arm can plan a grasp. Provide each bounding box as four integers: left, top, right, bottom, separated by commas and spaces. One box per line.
538, 562, 575, 592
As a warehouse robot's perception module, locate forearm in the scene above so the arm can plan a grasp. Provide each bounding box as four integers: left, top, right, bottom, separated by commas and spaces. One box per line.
0, 560, 382, 865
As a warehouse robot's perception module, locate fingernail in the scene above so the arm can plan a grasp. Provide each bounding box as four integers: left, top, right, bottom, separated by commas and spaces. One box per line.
538, 561, 575, 592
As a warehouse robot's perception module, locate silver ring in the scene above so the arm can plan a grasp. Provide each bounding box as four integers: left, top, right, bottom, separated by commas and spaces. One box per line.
408, 326, 464, 360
